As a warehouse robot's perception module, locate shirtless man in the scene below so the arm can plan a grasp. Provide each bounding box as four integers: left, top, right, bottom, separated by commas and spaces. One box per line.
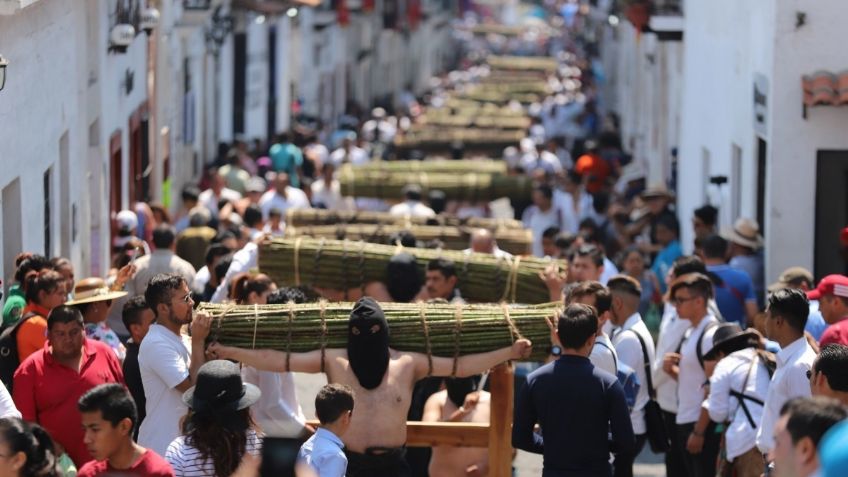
423, 376, 490, 477
207, 297, 531, 477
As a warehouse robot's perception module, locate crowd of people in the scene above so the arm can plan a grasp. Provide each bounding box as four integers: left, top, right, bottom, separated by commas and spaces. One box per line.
4, 3, 848, 477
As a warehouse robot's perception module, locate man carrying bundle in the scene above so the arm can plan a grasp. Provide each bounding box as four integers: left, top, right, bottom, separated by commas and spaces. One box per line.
207, 297, 532, 477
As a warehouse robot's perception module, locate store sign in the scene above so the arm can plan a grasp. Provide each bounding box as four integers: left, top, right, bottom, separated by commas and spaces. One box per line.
753, 73, 768, 137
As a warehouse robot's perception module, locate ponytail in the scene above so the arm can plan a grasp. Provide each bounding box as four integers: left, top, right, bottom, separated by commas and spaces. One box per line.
229, 273, 274, 305
0, 418, 59, 477
24, 270, 64, 305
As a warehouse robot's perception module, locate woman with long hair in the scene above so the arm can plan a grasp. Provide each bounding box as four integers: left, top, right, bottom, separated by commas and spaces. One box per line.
0, 417, 60, 477
16, 270, 67, 362
229, 273, 276, 305
165, 360, 262, 477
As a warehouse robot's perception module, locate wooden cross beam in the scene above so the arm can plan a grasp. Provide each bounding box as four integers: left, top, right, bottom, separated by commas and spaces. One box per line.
305, 363, 516, 476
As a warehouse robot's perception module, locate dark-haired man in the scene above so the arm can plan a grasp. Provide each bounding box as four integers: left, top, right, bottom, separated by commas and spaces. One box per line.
208, 297, 531, 477
389, 184, 436, 218
608, 275, 655, 453
570, 244, 605, 283
663, 273, 721, 477
138, 273, 211, 456
121, 296, 156, 437
702, 234, 758, 327
77, 383, 174, 476
757, 288, 816, 455
128, 225, 196, 298
692, 205, 718, 240
809, 344, 848, 407
513, 304, 634, 477
423, 258, 463, 304
13, 306, 125, 466
770, 397, 847, 477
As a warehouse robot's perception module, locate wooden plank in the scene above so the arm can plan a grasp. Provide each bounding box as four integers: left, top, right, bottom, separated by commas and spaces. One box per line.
305, 420, 490, 448
488, 363, 515, 477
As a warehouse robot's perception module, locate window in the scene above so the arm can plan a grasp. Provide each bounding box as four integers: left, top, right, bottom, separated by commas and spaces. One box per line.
701, 147, 711, 202
731, 144, 742, 221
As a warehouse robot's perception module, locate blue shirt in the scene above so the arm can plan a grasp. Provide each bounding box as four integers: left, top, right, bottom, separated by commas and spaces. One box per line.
707, 264, 757, 328
298, 428, 347, 477
652, 240, 682, 294
805, 300, 827, 342
513, 355, 635, 477
269, 143, 303, 187
729, 253, 765, 307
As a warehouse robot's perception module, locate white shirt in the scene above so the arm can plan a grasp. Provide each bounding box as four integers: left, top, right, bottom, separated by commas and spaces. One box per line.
329, 146, 369, 167
259, 187, 311, 221
705, 348, 770, 460
522, 205, 565, 257
0, 384, 20, 419
552, 189, 592, 234
311, 179, 354, 211
599, 257, 619, 285
755, 336, 816, 453
298, 428, 348, 477
241, 367, 307, 438
676, 315, 719, 424
211, 243, 258, 303
166, 429, 262, 477
198, 187, 242, 215
590, 332, 618, 377
389, 201, 436, 218
462, 247, 513, 261
611, 313, 656, 434
138, 324, 192, 456
192, 266, 210, 295
653, 303, 692, 413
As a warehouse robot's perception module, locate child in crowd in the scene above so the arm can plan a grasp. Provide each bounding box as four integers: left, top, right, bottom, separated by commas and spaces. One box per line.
298, 384, 355, 477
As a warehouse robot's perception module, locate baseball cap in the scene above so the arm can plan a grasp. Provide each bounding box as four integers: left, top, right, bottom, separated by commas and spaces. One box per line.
768, 266, 814, 293
820, 420, 848, 477
116, 210, 138, 233
806, 274, 848, 300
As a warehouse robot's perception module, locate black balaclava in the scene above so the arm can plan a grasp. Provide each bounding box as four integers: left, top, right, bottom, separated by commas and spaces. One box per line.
386, 253, 422, 303
445, 376, 479, 408
347, 297, 390, 390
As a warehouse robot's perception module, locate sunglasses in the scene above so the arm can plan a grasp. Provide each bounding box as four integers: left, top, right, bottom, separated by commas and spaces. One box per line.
670, 296, 697, 306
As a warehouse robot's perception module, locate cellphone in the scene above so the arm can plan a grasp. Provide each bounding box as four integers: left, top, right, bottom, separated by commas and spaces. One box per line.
259, 437, 302, 477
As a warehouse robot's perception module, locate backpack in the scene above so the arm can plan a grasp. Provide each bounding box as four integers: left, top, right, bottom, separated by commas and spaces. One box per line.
0, 312, 35, 392
728, 349, 776, 429
694, 320, 720, 370
595, 339, 641, 410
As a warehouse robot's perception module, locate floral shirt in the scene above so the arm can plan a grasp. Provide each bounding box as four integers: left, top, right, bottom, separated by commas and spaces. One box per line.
84, 322, 126, 361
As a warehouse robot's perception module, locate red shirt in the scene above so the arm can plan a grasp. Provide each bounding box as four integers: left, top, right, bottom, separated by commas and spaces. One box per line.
77, 449, 175, 477
13, 338, 125, 467
575, 153, 611, 193
820, 320, 848, 347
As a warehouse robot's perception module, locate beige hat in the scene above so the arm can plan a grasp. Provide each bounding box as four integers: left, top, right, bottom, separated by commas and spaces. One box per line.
65, 278, 128, 306
641, 182, 674, 200
768, 266, 815, 293
722, 218, 763, 250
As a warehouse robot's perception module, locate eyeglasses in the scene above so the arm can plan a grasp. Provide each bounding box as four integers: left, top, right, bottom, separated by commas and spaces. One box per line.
671, 295, 698, 306
174, 293, 193, 304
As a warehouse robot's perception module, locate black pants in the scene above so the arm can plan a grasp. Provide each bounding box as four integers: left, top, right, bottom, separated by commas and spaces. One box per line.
676, 421, 721, 477
662, 410, 687, 477
345, 448, 412, 477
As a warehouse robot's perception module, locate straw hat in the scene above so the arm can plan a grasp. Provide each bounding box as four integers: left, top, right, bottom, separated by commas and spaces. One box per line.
640, 182, 674, 200
65, 278, 128, 306
722, 218, 764, 250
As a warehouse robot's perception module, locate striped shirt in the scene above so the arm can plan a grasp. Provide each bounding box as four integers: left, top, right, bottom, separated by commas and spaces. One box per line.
165, 430, 262, 477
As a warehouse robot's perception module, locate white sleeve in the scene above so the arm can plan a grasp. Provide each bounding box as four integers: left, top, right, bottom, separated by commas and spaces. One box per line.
146, 341, 190, 389
613, 333, 644, 373
0, 385, 20, 419
705, 358, 733, 422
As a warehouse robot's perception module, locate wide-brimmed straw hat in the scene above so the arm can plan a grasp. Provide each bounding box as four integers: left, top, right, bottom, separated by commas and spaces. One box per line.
722, 218, 764, 250
182, 360, 261, 412
65, 278, 128, 306
703, 323, 760, 361
640, 182, 674, 200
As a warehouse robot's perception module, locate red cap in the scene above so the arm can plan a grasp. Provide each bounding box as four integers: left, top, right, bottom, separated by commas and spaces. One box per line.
807, 274, 848, 300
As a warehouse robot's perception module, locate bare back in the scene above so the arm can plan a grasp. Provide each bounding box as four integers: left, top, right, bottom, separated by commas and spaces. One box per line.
323, 348, 417, 453
427, 390, 490, 477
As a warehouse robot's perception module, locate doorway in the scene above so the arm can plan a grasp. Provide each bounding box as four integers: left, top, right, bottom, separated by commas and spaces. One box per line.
814, 150, 848, 277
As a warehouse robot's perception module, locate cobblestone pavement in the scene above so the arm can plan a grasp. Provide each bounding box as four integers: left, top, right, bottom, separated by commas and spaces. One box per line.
293, 373, 666, 476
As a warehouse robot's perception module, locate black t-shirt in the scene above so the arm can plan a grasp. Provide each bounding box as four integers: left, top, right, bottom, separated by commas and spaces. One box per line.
122, 340, 145, 439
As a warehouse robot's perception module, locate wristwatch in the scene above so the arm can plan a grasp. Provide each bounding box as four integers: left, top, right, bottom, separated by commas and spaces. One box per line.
550, 345, 562, 357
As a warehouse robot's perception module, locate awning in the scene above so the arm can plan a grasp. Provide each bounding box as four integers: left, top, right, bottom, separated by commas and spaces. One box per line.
232, 0, 320, 14
802, 71, 848, 107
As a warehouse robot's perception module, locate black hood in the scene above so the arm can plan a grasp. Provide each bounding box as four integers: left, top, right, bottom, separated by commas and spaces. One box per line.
445, 376, 478, 408
347, 297, 390, 390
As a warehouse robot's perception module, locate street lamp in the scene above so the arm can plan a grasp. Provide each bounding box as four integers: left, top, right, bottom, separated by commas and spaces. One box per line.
0, 55, 7, 91
141, 7, 161, 35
